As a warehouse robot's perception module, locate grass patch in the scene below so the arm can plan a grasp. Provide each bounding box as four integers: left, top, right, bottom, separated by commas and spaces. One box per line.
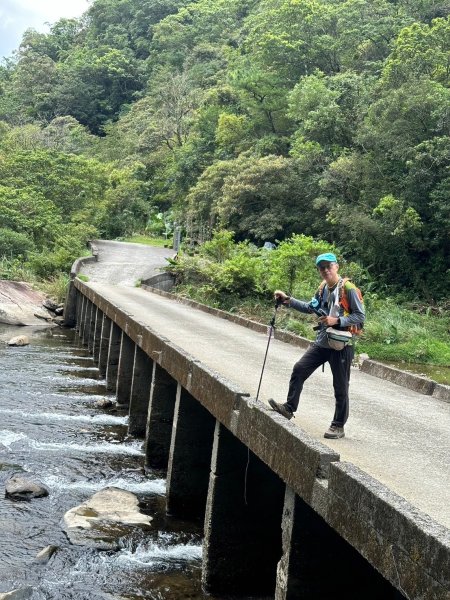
123, 236, 171, 248
0, 257, 36, 282
37, 273, 70, 304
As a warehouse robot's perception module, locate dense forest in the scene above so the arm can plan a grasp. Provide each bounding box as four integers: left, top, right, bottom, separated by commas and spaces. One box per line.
0, 0, 448, 300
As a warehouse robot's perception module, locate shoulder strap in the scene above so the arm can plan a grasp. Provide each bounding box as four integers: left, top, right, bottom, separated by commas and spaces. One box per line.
338, 277, 349, 299
318, 281, 326, 300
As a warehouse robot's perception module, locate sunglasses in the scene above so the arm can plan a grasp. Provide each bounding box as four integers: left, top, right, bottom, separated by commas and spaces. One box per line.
317, 263, 335, 270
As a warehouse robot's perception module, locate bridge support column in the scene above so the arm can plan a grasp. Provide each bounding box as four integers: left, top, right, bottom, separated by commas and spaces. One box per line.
63, 279, 77, 328
144, 363, 177, 471
98, 314, 111, 378
128, 346, 153, 437
276, 487, 406, 600
202, 422, 284, 596
80, 298, 90, 346
116, 333, 135, 406
87, 302, 96, 353
106, 321, 121, 392
75, 291, 83, 333
166, 385, 215, 521
92, 307, 103, 363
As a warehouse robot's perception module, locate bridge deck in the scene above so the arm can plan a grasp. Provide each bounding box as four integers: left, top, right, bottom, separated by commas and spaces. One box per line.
86, 281, 450, 529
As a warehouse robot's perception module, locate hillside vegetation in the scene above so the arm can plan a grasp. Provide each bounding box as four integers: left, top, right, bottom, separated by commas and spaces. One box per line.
0, 0, 448, 372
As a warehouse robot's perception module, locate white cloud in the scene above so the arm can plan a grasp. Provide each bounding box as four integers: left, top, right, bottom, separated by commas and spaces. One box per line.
0, 0, 90, 59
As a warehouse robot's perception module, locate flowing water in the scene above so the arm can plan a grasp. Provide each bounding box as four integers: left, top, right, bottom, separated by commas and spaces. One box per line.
0, 324, 205, 599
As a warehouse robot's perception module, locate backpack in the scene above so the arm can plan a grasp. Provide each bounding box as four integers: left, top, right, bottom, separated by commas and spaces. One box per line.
318, 277, 364, 335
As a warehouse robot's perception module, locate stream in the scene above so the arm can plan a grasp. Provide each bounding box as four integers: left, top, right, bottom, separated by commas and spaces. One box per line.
0, 324, 207, 599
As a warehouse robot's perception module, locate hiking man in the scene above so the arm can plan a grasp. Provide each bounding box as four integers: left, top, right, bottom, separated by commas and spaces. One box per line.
269, 252, 365, 439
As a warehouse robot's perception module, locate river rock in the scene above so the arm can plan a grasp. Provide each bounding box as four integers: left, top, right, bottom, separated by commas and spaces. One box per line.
94, 398, 115, 409
0, 587, 33, 599
42, 298, 59, 312
5, 475, 49, 500
33, 308, 53, 321
51, 316, 65, 326
34, 545, 58, 564
0, 281, 55, 326
63, 487, 152, 549
7, 335, 30, 347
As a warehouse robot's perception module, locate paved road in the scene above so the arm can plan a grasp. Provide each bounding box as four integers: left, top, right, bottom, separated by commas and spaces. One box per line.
80, 240, 175, 286
86, 282, 450, 529
78, 241, 450, 529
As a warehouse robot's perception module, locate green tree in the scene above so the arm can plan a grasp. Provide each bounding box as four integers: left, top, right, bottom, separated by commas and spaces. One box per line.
288, 71, 373, 151
8, 51, 58, 122
97, 163, 151, 237
382, 18, 450, 86
53, 46, 142, 133
0, 185, 62, 246
0, 149, 109, 218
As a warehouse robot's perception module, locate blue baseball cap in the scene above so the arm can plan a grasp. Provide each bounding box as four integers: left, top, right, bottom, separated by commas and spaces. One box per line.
315, 252, 337, 265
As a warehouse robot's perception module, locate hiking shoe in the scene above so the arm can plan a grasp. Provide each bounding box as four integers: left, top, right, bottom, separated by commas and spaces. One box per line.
268, 399, 293, 420
324, 425, 345, 439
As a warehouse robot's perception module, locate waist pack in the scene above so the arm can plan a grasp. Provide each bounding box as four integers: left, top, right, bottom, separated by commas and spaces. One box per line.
326, 327, 352, 351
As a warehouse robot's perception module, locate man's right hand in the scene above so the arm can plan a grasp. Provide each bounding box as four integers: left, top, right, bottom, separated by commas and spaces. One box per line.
274, 290, 290, 305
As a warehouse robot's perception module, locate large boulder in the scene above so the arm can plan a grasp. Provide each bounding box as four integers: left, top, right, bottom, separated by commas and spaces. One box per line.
0, 281, 54, 326
63, 487, 152, 549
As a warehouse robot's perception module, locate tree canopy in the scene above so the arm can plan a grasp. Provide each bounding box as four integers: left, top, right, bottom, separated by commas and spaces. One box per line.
0, 0, 448, 298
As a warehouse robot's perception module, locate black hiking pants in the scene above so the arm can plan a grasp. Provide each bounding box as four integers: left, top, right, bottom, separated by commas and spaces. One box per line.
285, 343, 354, 427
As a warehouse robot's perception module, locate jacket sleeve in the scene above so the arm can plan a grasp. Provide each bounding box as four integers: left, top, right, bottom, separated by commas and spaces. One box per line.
288, 297, 313, 314
339, 287, 365, 329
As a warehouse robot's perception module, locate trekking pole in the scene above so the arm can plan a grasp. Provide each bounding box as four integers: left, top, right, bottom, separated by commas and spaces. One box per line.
245, 298, 282, 505
256, 299, 282, 401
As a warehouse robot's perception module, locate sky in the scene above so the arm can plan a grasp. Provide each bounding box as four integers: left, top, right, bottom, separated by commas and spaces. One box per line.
0, 0, 90, 59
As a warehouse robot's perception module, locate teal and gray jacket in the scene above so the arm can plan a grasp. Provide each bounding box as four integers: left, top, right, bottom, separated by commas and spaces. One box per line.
288, 281, 365, 349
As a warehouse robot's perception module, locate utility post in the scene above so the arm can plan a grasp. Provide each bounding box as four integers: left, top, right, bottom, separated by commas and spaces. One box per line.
173, 224, 182, 251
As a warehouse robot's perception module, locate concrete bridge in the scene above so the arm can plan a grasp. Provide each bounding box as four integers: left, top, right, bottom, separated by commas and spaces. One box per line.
64, 241, 449, 600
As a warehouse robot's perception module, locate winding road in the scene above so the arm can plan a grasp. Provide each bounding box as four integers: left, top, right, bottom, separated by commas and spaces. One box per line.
80, 239, 176, 286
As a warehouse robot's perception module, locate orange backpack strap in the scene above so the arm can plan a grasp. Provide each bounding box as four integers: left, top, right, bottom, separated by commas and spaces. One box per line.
339, 278, 364, 334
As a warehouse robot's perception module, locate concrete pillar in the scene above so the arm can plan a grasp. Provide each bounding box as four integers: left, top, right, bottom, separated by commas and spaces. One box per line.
202, 422, 285, 597
144, 363, 178, 471
92, 307, 103, 363
83, 301, 94, 348
98, 314, 111, 377
276, 488, 406, 600
106, 321, 121, 393
87, 303, 96, 353
75, 291, 83, 333
166, 385, 216, 521
128, 346, 153, 437
116, 333, 135, 406
63, 279, 77, 328
79, 297, 89, 345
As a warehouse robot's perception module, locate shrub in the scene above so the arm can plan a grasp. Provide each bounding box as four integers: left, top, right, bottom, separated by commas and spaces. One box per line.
0, 228, 35, 258
209, 247, 265, 297
267, 234, 332, 297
